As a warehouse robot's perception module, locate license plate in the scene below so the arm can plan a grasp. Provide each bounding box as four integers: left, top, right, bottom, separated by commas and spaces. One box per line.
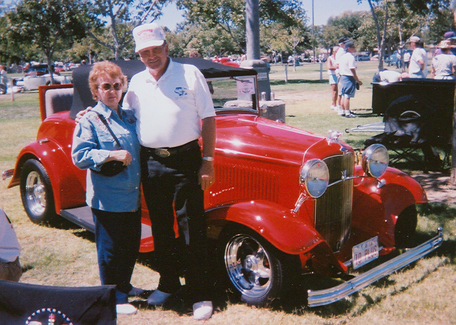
352, 236, 379, 269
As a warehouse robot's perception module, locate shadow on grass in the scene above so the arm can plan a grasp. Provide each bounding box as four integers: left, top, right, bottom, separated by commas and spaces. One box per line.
134, 231, 453, 318
270, 79, 328, 85
272, 230, 453, 318
50, 203, 454, 318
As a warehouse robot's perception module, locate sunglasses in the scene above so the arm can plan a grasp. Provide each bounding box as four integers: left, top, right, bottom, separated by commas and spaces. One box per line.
99, 82, 122, 91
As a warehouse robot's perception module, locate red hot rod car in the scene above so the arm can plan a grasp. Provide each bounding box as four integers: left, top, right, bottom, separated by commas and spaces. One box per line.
4, 58, 442, 307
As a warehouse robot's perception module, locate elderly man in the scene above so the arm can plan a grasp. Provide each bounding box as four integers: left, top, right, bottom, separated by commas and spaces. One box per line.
408, 35, 428, 78
123, 23, 216, 320
335, 36, 348, 114
338, 40, 363, 118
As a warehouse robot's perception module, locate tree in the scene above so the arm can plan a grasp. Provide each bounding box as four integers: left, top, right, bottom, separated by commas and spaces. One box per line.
357, 0, 453, 70
168, 22, 240, 58
7, 0, 87, 82
79, 0, 168, 60
176, 0, 308, 55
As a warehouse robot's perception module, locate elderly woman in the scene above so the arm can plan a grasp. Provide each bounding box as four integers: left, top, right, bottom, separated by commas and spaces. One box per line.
72, 61, 142, 315
431, 40, 456, 79
327, 46, 339, 110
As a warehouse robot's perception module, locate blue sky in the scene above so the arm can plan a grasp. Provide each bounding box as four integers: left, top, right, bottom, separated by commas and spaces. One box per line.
156, 0, 372, 31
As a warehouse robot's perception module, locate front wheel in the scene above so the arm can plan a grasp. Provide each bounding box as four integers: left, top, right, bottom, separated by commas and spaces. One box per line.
20, 159, 57, 224
220, 229, 299, 306
394, 205, 418, 248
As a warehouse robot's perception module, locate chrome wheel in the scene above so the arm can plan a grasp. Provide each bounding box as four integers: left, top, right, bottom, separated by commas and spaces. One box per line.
20, 159, 56, 224
24, 171, 47, 216
223, 232, 282, 305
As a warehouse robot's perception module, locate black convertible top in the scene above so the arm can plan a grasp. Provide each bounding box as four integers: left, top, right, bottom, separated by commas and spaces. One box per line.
69, 58, 256, 119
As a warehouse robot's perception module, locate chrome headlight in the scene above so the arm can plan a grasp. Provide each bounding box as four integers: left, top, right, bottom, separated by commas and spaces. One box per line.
362, 144, 389, 178
300, 159, 329, 198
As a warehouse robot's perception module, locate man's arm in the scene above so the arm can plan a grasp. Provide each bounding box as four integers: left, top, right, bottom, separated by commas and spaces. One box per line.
350, 68, 363, 85
199, 116, 216, 191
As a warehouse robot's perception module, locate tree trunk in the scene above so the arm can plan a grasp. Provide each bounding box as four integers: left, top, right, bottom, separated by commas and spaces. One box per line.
367, 0, 384, 71
452, 1, 456, 185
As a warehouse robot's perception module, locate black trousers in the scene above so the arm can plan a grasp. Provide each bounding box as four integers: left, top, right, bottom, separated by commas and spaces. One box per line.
141, 143, 211, 303
92, 208, 141, 304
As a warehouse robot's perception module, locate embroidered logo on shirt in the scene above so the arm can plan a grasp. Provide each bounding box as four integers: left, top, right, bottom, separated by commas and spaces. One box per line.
174, 87, 187, 97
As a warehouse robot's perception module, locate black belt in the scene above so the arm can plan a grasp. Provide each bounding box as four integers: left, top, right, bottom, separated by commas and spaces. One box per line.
142, 140, 199, 158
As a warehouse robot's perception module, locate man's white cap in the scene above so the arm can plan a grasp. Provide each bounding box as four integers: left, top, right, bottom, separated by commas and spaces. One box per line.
133, 23, 166, 52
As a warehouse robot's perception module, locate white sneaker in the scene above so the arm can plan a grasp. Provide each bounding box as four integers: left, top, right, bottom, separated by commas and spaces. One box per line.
193, 301, 213, 321
147, 289, 172, 306
331, 105, 337, 110
116, 303, 138, 315
128, 286, 144, 296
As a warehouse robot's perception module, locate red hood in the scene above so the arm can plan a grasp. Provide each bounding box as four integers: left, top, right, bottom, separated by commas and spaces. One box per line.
215, 115, 352, 165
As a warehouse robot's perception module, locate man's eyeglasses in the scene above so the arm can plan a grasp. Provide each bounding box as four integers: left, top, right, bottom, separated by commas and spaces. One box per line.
139, 45, 165, 57
99, 82, 122, 91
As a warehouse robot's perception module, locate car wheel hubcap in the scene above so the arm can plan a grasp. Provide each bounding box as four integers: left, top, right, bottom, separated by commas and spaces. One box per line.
225, 234, 272, 298
25, 171, 46, 215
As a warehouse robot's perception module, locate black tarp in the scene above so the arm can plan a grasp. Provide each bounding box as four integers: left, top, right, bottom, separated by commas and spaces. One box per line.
0, 280, 116, 325
69, 58, 257, 119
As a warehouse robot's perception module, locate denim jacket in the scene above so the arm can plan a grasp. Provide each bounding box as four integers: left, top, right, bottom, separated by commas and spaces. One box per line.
72, 102, 141, 212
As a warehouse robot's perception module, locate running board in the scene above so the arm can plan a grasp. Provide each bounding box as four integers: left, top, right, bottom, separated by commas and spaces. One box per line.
60, 206, 152, 241
307, 228, 443, 307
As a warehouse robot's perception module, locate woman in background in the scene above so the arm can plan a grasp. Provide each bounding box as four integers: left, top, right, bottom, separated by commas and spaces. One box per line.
327, 46, 339, 111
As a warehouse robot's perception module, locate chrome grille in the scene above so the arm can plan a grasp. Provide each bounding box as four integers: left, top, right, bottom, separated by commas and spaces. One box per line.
315, 153, 354, 251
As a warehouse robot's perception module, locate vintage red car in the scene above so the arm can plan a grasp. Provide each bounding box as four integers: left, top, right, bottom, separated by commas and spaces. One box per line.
4, 58, 442, 307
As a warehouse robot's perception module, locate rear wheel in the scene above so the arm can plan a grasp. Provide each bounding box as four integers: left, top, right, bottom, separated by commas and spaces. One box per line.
220, 228, 299, 306
20, 159, 57, 224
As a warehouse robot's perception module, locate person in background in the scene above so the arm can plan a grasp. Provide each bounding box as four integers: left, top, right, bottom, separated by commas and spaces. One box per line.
327, 46, 339, 111
373, 69, 402, 84
408, 36, 428, 78
435, 31, 456, 56
123, 22, 216, 321
431, 40, 456, 80
335, 36, 348, 115
396, 49, 402, 69
338, 40, 363, 118
403, 50, 411, 69
0, 65, 8, 94
0, 208, 22, 282
72, 61, 143, 316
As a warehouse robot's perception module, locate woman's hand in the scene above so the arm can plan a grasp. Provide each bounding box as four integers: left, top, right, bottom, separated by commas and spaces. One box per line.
108, 150, 132, 166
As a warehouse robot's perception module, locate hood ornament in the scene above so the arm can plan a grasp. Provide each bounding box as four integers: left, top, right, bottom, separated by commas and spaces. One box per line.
327, 130, 348, 153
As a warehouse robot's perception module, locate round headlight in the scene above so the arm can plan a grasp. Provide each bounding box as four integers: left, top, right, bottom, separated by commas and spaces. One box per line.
362, 144, 389, 178
300, 159, 329, 198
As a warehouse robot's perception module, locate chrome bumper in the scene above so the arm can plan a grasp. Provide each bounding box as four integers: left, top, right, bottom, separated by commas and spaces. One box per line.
307, 228, 443, 307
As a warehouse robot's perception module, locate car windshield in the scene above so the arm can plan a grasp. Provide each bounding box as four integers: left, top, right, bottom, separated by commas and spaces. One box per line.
208, 76, 258, 113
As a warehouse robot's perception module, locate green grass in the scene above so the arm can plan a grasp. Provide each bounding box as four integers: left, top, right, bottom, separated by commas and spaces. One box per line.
1, 63, 455, 324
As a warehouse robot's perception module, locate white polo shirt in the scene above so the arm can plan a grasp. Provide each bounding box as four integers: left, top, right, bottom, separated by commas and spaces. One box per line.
335, 46, 346, 75
338, 52, 356, 76
123, 59, 215, 148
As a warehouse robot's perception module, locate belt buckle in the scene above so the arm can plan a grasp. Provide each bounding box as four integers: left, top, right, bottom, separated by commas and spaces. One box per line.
155, 148, 170, 158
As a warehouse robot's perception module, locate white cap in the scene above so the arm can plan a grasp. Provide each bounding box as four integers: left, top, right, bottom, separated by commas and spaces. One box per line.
133, 23, 166, 52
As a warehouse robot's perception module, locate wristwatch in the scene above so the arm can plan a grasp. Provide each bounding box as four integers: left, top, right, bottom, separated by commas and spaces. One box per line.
202, 156, 214, 162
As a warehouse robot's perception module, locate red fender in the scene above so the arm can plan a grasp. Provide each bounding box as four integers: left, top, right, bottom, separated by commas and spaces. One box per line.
9, 141, 86, 213
206, 199, 325, 255
352, 165, 427, 247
